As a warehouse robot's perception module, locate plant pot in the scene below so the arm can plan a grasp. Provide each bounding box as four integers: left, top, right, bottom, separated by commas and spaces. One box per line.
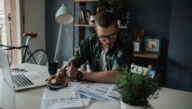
120, 99, 145, 109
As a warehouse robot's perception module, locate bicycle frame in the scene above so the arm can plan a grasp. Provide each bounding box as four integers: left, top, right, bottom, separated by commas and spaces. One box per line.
22, 45, 37, 64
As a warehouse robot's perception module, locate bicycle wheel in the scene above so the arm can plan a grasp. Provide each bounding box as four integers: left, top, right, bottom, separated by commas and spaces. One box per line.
26, 49, 48, 66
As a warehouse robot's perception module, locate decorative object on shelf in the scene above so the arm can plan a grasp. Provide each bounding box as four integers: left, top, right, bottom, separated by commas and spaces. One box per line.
89, 15, 96, 25
144, 36, 162, 54
85, 10, 91, 24
133, 41, 141, 53
125, 12, 131, 26
79, 6, 91, 24
54, 4, 73, 62
116, 66, 160, 109
117, 19, 121, 26
79, 6, 86, 24
131, 27, 144, 53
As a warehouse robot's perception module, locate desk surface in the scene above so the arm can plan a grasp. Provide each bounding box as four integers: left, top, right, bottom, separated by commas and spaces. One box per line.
0, 63, 192, 109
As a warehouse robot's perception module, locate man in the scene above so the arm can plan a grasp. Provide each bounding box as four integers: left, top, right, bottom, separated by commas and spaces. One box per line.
46, 10, 133, 84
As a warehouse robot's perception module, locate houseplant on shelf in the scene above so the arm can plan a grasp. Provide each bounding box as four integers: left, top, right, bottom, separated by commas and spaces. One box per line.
116, 67, 160, 109
100, 0, 131, 25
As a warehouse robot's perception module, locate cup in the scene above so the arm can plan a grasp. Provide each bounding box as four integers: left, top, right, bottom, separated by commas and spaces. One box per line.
48, 61, 58, 75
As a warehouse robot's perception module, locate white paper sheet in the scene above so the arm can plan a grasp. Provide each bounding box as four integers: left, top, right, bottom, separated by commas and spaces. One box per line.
41, 82, 90, 109
75, 83, 120, 102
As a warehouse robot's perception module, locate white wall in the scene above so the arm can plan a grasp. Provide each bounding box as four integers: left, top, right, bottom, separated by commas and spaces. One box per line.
23, 0, 45, 52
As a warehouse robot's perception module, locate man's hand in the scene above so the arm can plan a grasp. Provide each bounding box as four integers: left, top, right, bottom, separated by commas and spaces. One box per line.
45, 70, 66, 84
46, 62, 71, 83
45, 62, 79, 83
65, 63, 78, 80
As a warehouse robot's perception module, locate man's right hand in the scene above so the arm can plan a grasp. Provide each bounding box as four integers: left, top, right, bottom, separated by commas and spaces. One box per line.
45, 62, 72, 83
46, 70, 66, 84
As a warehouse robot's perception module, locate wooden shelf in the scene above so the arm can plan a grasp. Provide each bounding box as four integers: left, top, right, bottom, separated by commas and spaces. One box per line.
75, 0, 99, 2
74, 47, 159, 59
75, 24, 127, 29
134, 53, 160, 59
75, 24, 95, 27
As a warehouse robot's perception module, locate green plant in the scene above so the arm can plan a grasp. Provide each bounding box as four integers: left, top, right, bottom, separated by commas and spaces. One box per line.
100, 0, 131, 16
116, 67, 160, 107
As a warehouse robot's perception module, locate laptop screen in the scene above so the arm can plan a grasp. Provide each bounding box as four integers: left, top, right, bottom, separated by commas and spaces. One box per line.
0, 49, 14, 89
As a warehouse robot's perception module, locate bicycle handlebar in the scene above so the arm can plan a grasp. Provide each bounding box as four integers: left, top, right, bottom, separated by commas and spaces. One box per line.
0, 44, 27, 50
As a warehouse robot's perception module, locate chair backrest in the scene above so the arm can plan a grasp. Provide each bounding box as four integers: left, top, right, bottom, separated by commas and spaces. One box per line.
131, 64, 155, 79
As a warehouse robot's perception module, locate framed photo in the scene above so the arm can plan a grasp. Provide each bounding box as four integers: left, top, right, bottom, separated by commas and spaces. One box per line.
133, 41, 141, 53
144, 36, 161, 54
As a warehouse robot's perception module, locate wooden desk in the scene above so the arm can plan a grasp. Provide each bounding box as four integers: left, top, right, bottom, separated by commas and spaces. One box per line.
0, 64, 192, 109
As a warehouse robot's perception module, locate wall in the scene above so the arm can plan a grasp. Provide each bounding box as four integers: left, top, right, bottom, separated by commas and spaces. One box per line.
131, 0, 172, 83
23, 0, 45, 52
167, 0, 192, 92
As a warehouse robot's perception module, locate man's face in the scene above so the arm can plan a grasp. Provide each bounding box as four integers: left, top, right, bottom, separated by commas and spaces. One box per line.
96, 23, 118, 49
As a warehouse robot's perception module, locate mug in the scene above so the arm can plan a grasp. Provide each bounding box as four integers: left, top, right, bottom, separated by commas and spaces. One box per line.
48, 61, 58, 75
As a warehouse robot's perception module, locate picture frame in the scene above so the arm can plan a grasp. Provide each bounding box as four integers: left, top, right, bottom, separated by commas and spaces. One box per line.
144, 36, 161, 54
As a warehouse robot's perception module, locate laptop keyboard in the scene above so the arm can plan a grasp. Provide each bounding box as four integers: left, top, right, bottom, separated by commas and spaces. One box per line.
12, 74, 34, 87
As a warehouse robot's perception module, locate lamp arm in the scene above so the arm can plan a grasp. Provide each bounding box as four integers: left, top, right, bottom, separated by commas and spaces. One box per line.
54, 24, 63, 62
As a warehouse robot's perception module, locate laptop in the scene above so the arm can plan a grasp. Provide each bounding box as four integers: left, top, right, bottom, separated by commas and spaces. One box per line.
0, 48, 47, 91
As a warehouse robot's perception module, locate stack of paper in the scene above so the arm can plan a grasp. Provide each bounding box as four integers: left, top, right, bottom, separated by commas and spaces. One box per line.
41, 82, 91, 109
75, 83, 120, 102
41, 82, 120, 109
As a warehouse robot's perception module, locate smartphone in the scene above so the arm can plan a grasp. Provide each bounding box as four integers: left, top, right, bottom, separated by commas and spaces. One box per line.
46, 82, 68, 90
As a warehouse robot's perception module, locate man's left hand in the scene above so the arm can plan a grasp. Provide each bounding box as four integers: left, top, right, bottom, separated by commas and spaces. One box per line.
65, 63, 78, 80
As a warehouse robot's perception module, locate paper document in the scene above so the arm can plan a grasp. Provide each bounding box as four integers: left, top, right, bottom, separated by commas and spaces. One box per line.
41, 82, 120, 109
41, 82, 90, 109
75, 83, 120, 102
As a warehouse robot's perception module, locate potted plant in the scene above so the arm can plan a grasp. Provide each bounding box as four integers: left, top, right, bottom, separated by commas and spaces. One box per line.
116, 67, 160, 109
100, 0, 131, 24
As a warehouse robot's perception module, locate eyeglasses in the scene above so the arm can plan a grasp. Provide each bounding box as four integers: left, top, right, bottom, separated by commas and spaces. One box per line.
98, 32, 117, 40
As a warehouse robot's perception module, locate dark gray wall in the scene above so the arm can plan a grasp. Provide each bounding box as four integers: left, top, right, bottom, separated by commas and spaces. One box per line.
166, 0, 192, 92
131, 0, 172, 84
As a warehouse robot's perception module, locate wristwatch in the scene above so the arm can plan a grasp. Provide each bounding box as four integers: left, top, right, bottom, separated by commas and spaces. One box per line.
77, 71, 83, 81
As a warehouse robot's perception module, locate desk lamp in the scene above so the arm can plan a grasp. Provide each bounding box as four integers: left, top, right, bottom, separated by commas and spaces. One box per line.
48, 4, 73, 75
54, 4, 73, 62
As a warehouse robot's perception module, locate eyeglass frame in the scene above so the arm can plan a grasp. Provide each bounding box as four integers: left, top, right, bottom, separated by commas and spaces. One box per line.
97, 32, 117, 40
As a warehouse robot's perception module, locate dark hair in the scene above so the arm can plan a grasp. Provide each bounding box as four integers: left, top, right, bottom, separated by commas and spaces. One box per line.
95, 9, 118, 28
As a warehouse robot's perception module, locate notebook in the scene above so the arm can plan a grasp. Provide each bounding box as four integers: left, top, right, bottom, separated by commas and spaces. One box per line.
0, 48, 47, 91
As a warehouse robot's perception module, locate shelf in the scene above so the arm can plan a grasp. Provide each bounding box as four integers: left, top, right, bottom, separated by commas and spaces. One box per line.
75, 0, 99, 2
74, 47, 159, 59
75, 24, 127, 29
134, 53, 160, 59
75, 24, 95, 27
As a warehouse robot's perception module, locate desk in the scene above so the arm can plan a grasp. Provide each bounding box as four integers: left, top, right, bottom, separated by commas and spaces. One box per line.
0, 63, 192, 109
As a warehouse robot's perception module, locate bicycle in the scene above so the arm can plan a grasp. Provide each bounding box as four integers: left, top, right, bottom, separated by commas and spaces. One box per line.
0, 32, 48, 66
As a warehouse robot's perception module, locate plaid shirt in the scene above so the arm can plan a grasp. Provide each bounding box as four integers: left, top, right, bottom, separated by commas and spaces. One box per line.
69, 33, 133, 73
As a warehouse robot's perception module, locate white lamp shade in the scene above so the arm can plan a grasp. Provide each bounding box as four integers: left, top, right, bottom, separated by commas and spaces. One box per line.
55, 4, 73, 24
